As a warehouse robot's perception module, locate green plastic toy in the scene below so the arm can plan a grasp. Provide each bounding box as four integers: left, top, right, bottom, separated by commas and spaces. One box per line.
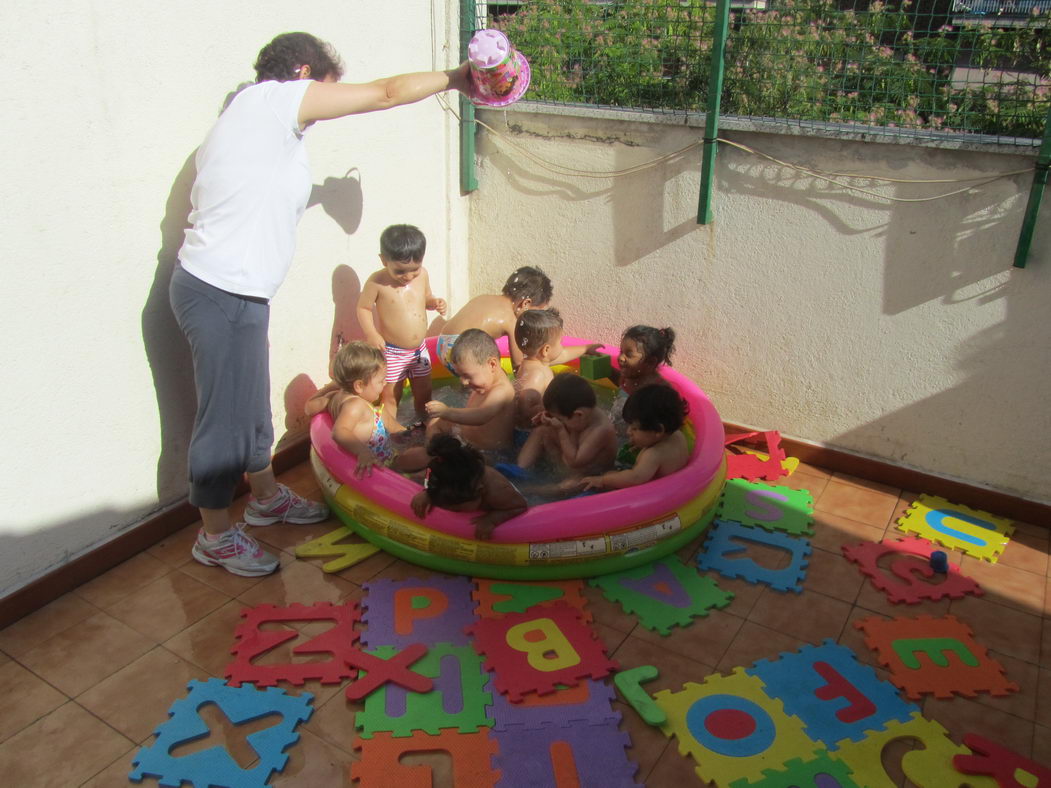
579, 353, 613, 380
614, 665, 666, 726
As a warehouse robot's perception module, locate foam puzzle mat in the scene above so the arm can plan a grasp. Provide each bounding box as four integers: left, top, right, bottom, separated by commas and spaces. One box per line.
719, 478, 814, 536
130, 678, 313, 788
589, 556, 734, 635
855, 614, 1018, 699
356, 642, 492, 738
129, 561, 1039, 788
465, 602, 619, 701
225, 601, 360, 689
842, 535, 983, 605
697, 519, 811, 592
895, 494, 1014, 563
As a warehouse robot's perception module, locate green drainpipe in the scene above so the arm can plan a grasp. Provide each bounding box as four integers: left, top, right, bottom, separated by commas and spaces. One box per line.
1013, 104, 1051, 268
460, 0, 478, 194
698, 0, 732, 225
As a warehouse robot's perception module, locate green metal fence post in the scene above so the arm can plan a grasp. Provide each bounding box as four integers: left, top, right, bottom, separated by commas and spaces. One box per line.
460, 0, 478, 194
697, 0, 731, 225
1012, 104, 1051, 269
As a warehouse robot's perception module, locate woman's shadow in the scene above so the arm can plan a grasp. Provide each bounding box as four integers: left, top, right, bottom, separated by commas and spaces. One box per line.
142, 150, 198, 504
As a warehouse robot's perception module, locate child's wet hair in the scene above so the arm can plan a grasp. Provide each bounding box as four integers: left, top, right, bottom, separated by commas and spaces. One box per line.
424, 434, 485, 507
542, 372, 596, 417
332, 341, 385, 391
623, 384, 689, 433
514, 308, 563, 354
622, 325, 676, 366
502, 266, 553, 306
379, 224, 427, 263
451, 329, 500, 367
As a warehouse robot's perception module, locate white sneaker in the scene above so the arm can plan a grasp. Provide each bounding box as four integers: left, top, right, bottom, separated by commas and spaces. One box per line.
243, 483, 329, 526
191, 524, 279, 577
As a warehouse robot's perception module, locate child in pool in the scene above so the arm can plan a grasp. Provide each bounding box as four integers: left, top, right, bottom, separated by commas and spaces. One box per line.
436, 266, 551, 374
513, 308, 564, 428
424, 329, 517, 454
512, 308, 603, 431
517, 372, 617, 480
579, 384, 690, 491
357, 224, 448, 420
305, 341, 412, 477
614, 325, 676, 396
411, 435, 527, 539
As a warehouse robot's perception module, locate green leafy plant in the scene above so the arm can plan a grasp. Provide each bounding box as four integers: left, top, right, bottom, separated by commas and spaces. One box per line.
491, 0, 1050, 139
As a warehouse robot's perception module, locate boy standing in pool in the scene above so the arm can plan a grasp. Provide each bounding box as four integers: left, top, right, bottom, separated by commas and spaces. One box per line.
424, 329, 516, 454
358, 224, 448, 420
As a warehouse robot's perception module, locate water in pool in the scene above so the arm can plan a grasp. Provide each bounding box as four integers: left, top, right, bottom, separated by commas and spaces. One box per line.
392, 374, 627, 507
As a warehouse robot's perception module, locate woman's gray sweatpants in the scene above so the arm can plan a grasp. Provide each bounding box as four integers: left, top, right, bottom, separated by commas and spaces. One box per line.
170, 265, 274, 509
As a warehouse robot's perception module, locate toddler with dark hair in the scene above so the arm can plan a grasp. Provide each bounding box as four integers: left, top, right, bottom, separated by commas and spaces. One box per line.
437, 266, 553, 373
411, 435, 527, 539
517, 372, 617, 479
579, 384, 690, 491
357, 224, 448, 421
424, 329, 517, 453
513, 308, 564, 428
511, 309, 603, 425
615, 325, 676, 395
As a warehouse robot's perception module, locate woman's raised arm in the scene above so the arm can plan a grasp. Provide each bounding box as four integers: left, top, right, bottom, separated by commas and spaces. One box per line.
298, 63, 470, 125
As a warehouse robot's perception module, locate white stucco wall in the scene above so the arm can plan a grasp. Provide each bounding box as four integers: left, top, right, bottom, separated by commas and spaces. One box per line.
470, 108, 1050, 504
0, 2, 469, 595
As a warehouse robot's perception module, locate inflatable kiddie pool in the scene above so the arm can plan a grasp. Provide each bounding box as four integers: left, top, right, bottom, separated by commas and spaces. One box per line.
310, 336, 726, 580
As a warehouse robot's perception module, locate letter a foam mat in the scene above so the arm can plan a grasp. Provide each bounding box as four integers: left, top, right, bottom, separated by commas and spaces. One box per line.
589, 556, 734, 635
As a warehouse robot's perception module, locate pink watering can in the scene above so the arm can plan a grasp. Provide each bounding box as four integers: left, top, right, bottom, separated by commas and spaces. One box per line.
468, 29, 531, 107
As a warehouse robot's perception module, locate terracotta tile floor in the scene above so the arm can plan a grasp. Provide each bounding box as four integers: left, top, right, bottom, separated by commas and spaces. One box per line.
1, 461, 1049, 786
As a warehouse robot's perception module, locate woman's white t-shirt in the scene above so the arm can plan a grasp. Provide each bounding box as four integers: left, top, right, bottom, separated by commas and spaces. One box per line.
178, 79, 313, 301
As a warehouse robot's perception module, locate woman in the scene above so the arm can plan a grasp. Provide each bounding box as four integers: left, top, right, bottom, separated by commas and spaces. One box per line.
171, 32, 469, 577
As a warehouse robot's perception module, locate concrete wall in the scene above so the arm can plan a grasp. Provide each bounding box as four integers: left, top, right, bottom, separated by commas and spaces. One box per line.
470, 108, 1050, 505
0, 2, 469, 595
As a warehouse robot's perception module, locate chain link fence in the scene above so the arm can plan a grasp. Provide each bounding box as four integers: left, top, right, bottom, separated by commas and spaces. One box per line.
477, 0, 1050, 146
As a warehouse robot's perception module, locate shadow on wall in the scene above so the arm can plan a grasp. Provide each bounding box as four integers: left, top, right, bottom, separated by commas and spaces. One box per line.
834, 170, 1051, 500
0, 502, 181, 597
141, 149, 198, 505
275, 178, 366, 451
327, 264, 364, 361
485, 135, 698, 269
720, 139, 1048, 498
308, 168, 363, 236
275, 264, 364, 454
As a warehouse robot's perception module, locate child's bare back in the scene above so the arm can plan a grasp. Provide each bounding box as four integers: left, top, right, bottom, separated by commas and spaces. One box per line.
580, 384, 690, 492
442, 293, 517, 341
437, 266, 552, 371
514, 358, 553, 428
